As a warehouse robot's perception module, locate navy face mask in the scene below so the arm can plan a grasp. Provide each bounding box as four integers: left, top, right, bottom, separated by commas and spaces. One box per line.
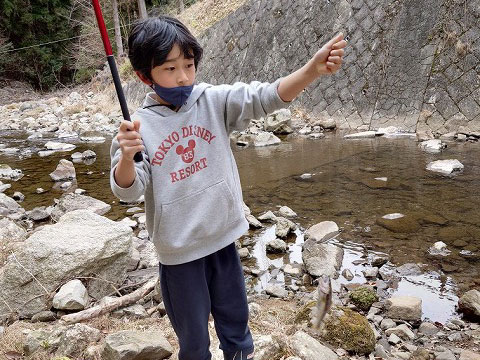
151, 82, 193, 108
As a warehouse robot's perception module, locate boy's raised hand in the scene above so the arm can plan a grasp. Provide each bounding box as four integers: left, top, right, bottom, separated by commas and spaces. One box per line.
117, 120, 145, 161
308, 32, 347, 76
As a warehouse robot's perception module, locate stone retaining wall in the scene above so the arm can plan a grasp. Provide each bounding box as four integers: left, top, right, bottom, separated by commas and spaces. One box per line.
194, 0, 480, 135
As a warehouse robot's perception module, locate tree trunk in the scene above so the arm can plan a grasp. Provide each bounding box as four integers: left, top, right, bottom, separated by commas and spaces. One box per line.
177, 0, 184, 14
112, 0, 123, 57
137, 0, 147, 19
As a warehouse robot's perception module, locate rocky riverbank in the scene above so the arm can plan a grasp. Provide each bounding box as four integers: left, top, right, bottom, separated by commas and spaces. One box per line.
1, 89, 480, 359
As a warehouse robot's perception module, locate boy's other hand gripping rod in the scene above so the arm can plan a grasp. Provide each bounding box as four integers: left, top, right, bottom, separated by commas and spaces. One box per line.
92, 0, 143, 162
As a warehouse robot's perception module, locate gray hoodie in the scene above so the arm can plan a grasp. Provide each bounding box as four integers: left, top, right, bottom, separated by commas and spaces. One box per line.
110, 78, 290, 265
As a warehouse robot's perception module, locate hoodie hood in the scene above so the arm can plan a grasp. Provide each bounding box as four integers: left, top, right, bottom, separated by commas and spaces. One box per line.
139, 82, 212, 117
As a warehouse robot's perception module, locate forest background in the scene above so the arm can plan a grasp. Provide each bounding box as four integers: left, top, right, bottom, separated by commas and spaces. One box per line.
0, 0, 195, 91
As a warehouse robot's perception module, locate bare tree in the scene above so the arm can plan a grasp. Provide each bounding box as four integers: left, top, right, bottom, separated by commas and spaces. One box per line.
112, 0, 123, 57
177, 0, 184, 14
137, 0, 147, 19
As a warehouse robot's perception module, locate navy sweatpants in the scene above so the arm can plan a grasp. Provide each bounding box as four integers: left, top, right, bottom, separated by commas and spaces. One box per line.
159, 242, 254, 360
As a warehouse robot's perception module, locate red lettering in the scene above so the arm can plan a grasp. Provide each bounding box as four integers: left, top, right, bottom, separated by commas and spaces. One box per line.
179, 169, 186, 180
170, 172, 178, 183
172, 131, 180, 142
195, 161, 201, 172
200, 157, 207, 168
158, 142, 169, 153
152, 157, 162, 166
182, 127, 190, 138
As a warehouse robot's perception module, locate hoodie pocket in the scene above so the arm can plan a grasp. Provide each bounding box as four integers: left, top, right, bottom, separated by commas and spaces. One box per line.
155, 180, 239, 252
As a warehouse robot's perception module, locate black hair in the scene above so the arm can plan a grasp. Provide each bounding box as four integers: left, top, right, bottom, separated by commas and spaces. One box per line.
128, 16, 203, 81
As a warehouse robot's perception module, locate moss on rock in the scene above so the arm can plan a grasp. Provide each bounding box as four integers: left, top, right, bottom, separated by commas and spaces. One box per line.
321, 307, 376, 355
349, 287, 379, 311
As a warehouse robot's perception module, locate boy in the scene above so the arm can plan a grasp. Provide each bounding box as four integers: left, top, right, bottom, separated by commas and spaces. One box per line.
110, 15, 346, 360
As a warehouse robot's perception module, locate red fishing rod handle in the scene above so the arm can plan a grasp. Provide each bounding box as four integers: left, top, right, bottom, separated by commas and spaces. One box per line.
91, 0, 143, 162
92, 0, 113, 56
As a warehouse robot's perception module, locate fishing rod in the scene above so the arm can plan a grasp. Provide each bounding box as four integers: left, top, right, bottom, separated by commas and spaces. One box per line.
91, 0, 143, 162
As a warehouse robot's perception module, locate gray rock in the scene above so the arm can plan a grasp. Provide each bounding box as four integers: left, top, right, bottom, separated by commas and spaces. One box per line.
113, 304, 148, 319
278, 205, 297, 218
435, 350, 457, 360
53, 279, 89, 310
385, 324, 415, 340
385, 296, 422, 322
253, 131, 281, 147
266, 284, 288, 298
290, 331, 338, 360
45, 141, 76, 151
264, 109, 293, 134
388, 333, 402, 344
458, 290, 480, 320
344, 131, 376, 139
284, 264, 302, 276
49, 159, 76, 181
258, 210, 277, 222
0, 217, 26, 242
275, 216, 296, 238
56, 323, 101, 358
253, 335, 283, 360
0, 193, 22, 215
50, 193, 111, 221
380, 318, 397, 330
102, 330, 173, 360
26, 206, 50, 221
246, 214, 263, 228
302, 240, 344, 278
0, 210, 133, 320
0, 164, 23, 180
266, 238, 287, 253
31, 310, 57, 322
342, 269, 354, 281
305, 221, 339, 242
419, 139, 446, 153
426, 159, 464, 175
82, 149, 97, 159
375, 344, 389, 358
363, 267, 379, 279
12, 191, 25, 201
371, 254, 389, 267
238, 247, 250, 259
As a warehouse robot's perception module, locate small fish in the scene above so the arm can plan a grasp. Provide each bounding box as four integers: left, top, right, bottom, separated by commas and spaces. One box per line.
312, 274, 332, 329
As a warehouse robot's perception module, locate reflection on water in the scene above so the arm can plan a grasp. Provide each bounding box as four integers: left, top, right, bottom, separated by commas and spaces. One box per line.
0, 130, 478, 322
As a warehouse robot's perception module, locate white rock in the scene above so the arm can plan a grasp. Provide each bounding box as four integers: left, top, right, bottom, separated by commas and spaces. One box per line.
419, 139, 446, 153
52, 279, 89, 310
426, 159, 464, 175
305, 221, 339, 242
278, 205, 297, 218
80, 136, 106, 143
382, 213, 404, 220
44, 141, 76, 151
344, 131, 376, 139
290, 331, 339, 360
258, 210, 277, 222
253, 131, 281, 147
386, 296, 422, 322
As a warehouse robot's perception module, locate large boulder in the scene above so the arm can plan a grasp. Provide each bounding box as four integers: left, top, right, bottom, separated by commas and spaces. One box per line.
0, 193, 22, 216
385, 296, 422, 322
0, 210, 133, 320
458, 290, 480, 320
321, 307, 376, 355
264, 109, 293, 134
0, 217, 26, 242
51, 193, 111, 221
302, 240, 343, 278
290, 331, 338, 360
102, 330, 173, 360
305, 221, 339, 242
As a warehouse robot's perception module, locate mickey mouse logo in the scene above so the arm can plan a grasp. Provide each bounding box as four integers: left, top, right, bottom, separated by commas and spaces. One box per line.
176, 139, 196, 163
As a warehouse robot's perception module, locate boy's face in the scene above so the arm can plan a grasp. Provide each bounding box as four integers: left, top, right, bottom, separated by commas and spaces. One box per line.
137, 43, 196, 89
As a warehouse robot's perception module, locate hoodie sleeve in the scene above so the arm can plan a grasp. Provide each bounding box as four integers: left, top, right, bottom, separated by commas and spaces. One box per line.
223, 78, 291, 133
110, 136, 151, 202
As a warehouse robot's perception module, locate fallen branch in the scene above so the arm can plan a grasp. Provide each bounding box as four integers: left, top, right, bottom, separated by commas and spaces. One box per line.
60, 276, 158, 324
